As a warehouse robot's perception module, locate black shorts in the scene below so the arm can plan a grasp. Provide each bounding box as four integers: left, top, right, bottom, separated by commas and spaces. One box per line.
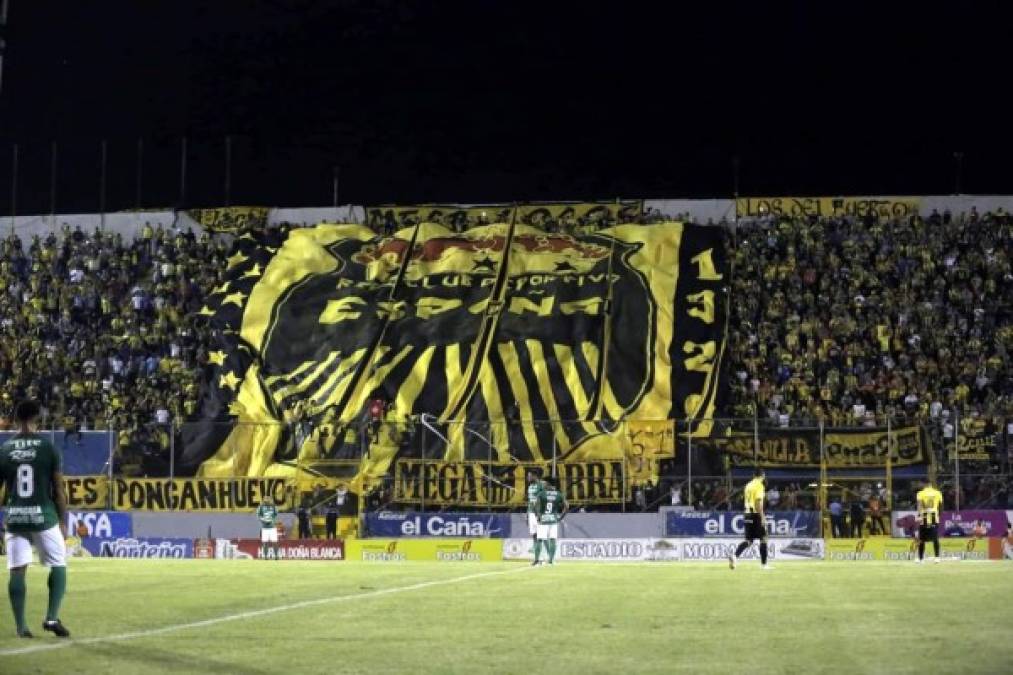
918, 524, 938, 541
744, 513, 767, 541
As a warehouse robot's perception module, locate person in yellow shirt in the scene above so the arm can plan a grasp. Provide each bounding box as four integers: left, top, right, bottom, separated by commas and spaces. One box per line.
915, 480, 943, 564
729, 469, 771, 570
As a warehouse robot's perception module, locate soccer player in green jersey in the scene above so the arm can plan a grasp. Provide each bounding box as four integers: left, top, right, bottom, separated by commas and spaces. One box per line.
256, 497, 280, 559
533, 476, 567, 565
0, 400, 70, 638
525, 471, 544, 550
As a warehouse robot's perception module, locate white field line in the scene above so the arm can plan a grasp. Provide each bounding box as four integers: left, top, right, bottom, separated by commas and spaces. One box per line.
0, 564, 533, 658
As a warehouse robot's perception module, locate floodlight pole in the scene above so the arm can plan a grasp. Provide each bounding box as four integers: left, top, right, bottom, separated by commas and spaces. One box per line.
179, 136, 188, 207
49, 140, 57, 219
9, 142, 16, 234
732, 156, 740, 198
135, 138, 144, 208
953, 409, 960, 512
224, 135, 232, 207
332, 166, 340, 208
0, 0, 8, 97
686, 418, 693, 508
953, 152, 964, 195
99, 139, 107, 229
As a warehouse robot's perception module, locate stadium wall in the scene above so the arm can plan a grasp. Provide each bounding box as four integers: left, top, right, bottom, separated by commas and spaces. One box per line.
131, 512, 297, 539
507, 513, 664, 538
4, 205, 363, 239
7, 195, 1012, 240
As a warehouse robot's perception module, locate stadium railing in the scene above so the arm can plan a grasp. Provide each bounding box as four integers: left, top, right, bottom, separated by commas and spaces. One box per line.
28, 415, 1009, 519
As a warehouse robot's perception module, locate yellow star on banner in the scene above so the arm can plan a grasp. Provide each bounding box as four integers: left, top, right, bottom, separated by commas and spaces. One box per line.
208, 350, 227, 366
219, 371, 242, 391
228, 400, 244, 416
242, 263, 263, 278
212, 281, 231, 295
222, 291, 248, 307
198, 305, 216, 316
226, 251, 248, 269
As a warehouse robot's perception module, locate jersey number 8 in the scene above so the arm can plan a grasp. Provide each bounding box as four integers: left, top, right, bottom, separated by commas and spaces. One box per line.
17, 464, 34, 498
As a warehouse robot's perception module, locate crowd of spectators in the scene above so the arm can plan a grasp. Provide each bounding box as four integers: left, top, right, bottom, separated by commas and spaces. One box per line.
726, 208, 1012, 430
0, 205, 1009, 484
0, 221, 227, 472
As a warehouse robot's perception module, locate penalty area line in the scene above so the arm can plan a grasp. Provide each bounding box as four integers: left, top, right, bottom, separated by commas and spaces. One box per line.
0, 564, 532, 657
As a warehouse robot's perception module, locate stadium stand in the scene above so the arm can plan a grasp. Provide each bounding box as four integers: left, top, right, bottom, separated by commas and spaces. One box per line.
0, 208, 1008, 495
727, 207, 1011, 425
0, 222, 225, 472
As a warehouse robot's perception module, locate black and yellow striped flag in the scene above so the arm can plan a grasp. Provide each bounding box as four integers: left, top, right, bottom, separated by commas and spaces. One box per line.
182, 221, 727, 496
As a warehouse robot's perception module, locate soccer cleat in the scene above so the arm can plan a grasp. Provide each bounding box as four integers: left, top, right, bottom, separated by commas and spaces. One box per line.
43, 620, 70, 638
915, 558, 924, 564
728, 553, 736, 570
761, 564, 774, 570
531, 560, 540, 566
17, 628, 34, 638
933, 557, 941, 564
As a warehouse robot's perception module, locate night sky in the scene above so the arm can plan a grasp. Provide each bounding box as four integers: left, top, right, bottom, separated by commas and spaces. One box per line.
0, 1, 1009, 215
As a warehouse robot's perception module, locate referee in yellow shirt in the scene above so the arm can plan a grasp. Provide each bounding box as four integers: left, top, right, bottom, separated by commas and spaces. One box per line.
729, 469, 772, 570
915, 480, 943, 563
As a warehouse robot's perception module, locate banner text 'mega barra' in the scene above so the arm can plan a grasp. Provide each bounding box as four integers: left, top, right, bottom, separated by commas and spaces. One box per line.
393, 460, 626, 506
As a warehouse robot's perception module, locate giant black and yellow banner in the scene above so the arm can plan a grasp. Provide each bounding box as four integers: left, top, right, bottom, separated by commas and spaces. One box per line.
694, 426, 925, 468
365, 201, 644, 231
181, 220, 727, 502
59, 476, 295, 511
187, 206, 270, 233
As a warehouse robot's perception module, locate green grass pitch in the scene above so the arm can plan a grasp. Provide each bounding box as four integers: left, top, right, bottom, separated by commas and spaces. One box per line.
0, 558, 1011, 674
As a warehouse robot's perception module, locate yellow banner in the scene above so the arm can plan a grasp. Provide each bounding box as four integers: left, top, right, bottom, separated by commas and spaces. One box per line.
825, 537, 991, 561
736, 196, 920, 219
346, 538, 503, 562
112, 477, 294, 511
59, 477, 295, 511
948, 417, 999, 461
393, 460, 627, 507
515, 201, 643, 227
64, 476, 111, 509
187, 206, 270, 233
715, 426, 924, 468
364, 201, 644, 231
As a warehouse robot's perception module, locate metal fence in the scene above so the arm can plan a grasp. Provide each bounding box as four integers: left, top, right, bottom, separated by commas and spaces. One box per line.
19, 414, 1010, 518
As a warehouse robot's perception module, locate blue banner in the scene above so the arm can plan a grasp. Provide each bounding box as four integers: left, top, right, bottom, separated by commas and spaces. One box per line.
365, 512, 511, 538
666, 510, 821, 538
66, 511, 132, 538
0, 431, 113, 475
82, 537, 193, 558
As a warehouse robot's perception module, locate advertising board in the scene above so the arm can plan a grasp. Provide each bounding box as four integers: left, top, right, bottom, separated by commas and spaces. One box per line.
346, 538, 503, 562
825, 537, 992, 561
230, 539, 345, 560
891, 510, 1007, 538
364, 512, 511, 538
666, 511, 820, 537
502, 538, 681, 562
83, 537, 194, 558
